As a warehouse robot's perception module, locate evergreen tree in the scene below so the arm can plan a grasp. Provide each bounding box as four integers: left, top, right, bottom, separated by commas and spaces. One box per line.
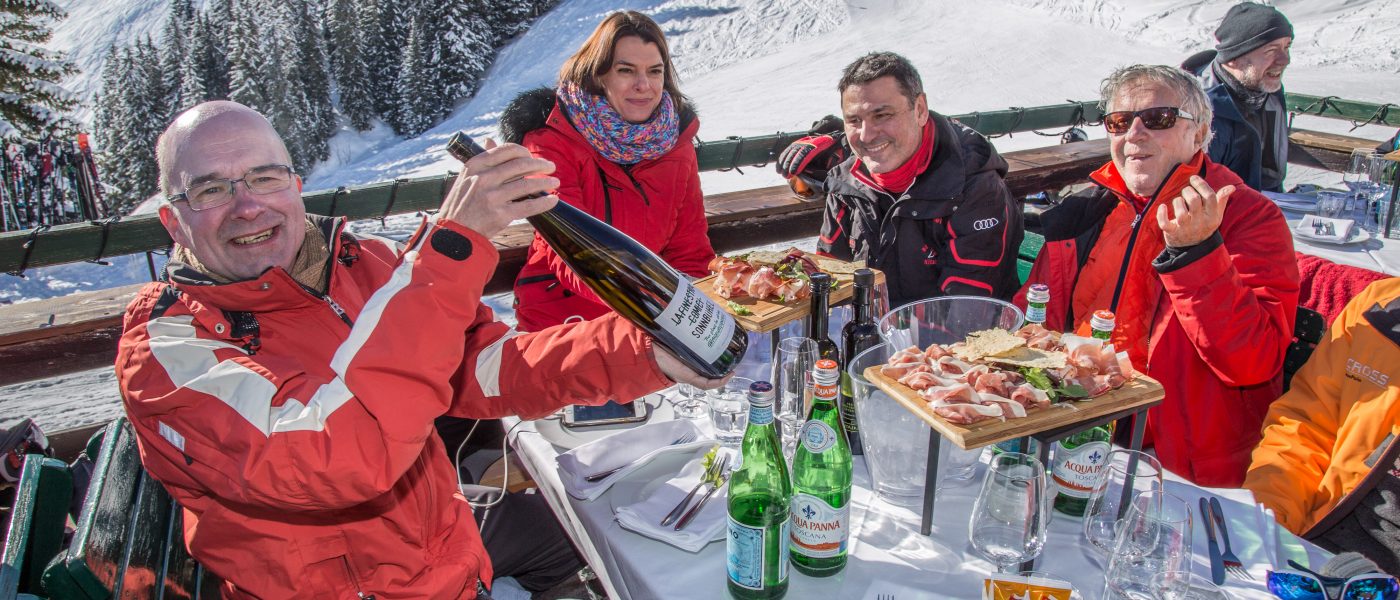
226, 7, 270, 113
93, 42, 165, 213
362, 0, 411, 127
181, 14, 229, 104
278, 0, 333, 169
483, 0, 537, 46
0, 0, 78, 138
326, 0, 373, 130
159, 0, 195, 120
394, 7, 441, 136
438, 0, 492, 103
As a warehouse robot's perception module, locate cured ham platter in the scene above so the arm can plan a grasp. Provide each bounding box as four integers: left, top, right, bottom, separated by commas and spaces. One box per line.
698, 249, 883, 333
863, 324, 1163, 449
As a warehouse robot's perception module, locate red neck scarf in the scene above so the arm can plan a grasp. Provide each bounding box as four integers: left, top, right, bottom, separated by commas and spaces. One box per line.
853, 119, 936, 195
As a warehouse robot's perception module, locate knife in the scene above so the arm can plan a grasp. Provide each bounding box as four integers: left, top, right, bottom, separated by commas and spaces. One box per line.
1200, 497, 1225, 585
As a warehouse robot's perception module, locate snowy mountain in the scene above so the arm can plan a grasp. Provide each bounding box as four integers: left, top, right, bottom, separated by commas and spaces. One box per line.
3, 0, 1399, 428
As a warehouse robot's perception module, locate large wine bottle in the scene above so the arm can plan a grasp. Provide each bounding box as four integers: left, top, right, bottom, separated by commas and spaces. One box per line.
447, 133, 747, 379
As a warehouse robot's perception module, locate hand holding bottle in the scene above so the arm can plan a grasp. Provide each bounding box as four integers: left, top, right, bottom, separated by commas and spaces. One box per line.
652, 344, 731, 390
441, 139, 559, 238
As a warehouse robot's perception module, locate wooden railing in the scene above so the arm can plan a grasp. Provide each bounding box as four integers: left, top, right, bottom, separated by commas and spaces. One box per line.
0, 93, 1393, 390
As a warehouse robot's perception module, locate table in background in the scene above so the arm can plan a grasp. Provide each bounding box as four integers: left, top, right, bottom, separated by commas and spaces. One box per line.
503, 395, 1331, 600
1269, 193, 1400, 275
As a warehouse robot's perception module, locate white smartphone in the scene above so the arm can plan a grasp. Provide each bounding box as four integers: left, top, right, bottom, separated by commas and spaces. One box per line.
561, 399, 649, 428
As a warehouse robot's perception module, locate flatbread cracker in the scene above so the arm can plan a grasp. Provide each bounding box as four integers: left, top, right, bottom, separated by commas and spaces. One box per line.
813, 257, 862, 275
986, 346, 1068, 369
953, 328, 1027, 361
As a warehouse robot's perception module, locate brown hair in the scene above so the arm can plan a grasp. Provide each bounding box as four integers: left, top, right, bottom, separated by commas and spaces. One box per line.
558, 11, 687, 113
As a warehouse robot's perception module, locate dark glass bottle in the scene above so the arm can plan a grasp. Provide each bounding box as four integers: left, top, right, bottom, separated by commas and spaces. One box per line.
806, 273, 840, 365
448, 133, 747, 379
838, 269, 878, 455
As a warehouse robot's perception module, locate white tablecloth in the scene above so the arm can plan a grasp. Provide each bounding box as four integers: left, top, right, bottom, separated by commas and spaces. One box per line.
1270, 193, 1400, 275
504, 395, 1332, 600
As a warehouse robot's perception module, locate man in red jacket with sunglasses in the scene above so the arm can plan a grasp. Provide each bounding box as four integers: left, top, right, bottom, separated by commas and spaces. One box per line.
1015, 65, 1299, 487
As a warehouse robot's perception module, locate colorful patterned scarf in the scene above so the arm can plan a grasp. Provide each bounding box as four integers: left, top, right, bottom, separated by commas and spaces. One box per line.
555, 80, 679, 165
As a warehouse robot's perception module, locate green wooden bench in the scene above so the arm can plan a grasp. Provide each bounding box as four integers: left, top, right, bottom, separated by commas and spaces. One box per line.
2, 455, 73, 600
39, 419, 216, 599
1017, 230, 1046, 285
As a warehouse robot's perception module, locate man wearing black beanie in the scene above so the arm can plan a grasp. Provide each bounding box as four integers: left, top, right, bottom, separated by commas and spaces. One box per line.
1183, 2, 1294, 192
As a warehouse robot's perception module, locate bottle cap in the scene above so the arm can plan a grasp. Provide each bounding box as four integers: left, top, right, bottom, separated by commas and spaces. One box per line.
809, 272, 832, 292
854, 268, 874, 287
747, 381, 775, 406
813, 359, 840, 384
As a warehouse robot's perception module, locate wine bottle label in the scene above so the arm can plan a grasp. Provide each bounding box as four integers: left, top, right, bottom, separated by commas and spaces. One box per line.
749, 402, 773, 426
789, 493, 849, 559
1026, 304, 1047, 324
800, 420, 837, 453
1051, 440, 1111, 499
657, 279, 737, 364
727, 515, 787, 590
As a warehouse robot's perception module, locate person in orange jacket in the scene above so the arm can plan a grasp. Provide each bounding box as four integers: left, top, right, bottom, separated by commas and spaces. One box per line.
118, 101, 726, 599
1246, 277, 1400, 575
503, 11, 715, 332
1014, 64, 1299, 487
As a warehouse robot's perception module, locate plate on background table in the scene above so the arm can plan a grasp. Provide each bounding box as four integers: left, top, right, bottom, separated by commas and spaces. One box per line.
1293, 223, 1374, 247
1264, 191, 1319, 212
534, 393, 670, 450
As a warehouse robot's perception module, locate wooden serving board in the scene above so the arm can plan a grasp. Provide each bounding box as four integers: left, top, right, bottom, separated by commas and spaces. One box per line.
863, 365, 1164, 450
696, 263, 884, 334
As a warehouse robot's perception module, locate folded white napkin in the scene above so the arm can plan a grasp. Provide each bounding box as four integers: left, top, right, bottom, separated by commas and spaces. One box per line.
1297, 215, 1356, 242
556, 419, 709, 501
615, 451, 729, 553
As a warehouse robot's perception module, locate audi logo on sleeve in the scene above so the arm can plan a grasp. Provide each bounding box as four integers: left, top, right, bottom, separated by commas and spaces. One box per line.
972, 217, 1000, 231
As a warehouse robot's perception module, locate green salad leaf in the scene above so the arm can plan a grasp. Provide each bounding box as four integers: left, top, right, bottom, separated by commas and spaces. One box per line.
700, 445, 724, 486
726, 300, 754, 316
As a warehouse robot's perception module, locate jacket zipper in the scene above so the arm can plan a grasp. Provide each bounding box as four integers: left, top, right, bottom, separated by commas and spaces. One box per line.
325, 296, 354, 327
1106, 174, 1175, 313
621, 167, 650, 206
339, 556, 374, 599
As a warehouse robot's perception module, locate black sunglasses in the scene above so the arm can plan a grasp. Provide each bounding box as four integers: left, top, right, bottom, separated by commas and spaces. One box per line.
1102, 106, 1197, 134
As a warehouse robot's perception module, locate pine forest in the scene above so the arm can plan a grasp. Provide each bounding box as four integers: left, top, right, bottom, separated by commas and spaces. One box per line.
91, 0, 557, 214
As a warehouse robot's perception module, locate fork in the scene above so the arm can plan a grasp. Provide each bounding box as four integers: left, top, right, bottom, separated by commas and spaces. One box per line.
584, 432, 696, 482
1209, 497, 1254, 581
674, 460, 732, 530
877, 594, 896, 600
662, 452, 728, 527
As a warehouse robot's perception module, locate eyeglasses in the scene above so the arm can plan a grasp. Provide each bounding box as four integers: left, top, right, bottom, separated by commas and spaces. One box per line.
1268, 560, 1399, 600
168, 164, 297, 212
1102, 107, 1197, 134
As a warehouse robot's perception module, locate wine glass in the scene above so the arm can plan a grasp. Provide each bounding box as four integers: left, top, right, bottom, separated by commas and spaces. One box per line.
775, 337, 817, 461
1102, 491, 1193, 600
672, 383, 707, 419
969, 452, 1049, 572
1152, 571, 1228, 600
1083, 449, 1163, 556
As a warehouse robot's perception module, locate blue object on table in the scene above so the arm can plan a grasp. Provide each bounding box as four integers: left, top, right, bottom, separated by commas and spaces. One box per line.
1266, 559, 1398, 600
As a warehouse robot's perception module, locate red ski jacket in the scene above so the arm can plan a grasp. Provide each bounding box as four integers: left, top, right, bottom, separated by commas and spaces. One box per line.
116, 215, 671, 598
1015, 154, 1299, 486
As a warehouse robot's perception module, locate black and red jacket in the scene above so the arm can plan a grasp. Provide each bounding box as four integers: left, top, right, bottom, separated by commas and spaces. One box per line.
817, 113, 1022, 308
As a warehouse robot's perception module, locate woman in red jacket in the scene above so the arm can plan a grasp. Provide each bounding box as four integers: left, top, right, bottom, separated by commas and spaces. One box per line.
501, 11, 715, 332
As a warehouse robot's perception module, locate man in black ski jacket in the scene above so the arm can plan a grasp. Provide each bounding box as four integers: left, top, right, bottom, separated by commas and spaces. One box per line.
776, 52, 1021, 308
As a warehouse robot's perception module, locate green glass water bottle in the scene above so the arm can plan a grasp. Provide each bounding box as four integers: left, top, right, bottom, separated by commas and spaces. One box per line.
1052, 309, 1116, 516
789, 359, 852, 577
727, 381, 792, 599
